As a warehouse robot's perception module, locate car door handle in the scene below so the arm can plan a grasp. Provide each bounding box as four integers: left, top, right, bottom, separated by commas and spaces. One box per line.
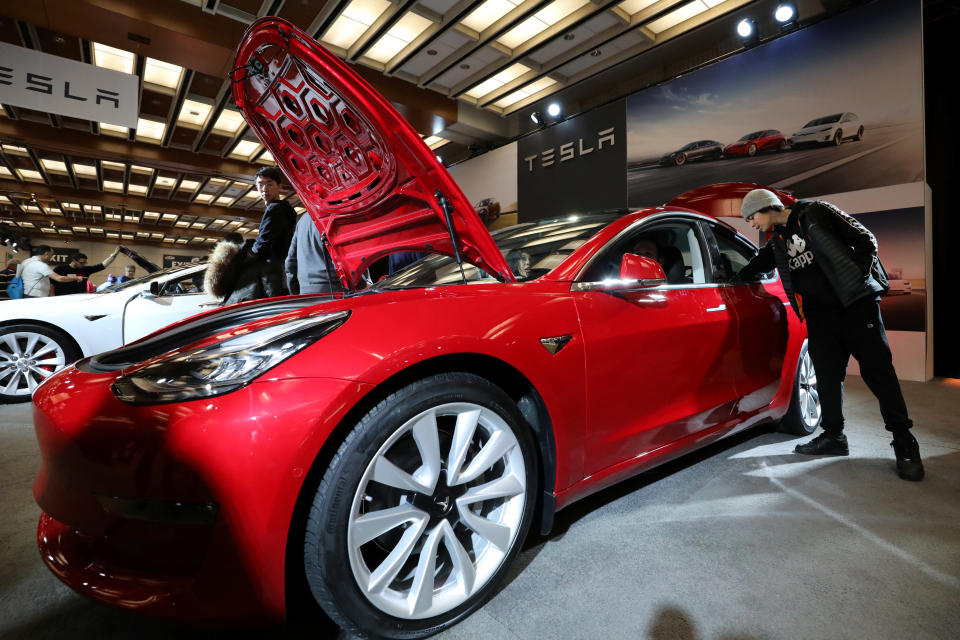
706, 304, 726, 312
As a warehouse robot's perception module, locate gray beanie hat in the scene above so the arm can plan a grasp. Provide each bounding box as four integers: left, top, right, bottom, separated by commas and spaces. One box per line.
741, 188, 784, 218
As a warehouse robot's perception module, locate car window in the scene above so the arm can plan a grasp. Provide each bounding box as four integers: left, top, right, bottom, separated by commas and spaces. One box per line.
376, 212, 621, 289
708, 224, 772, 283
580, 218, 706, 285
158, 271, 204, 296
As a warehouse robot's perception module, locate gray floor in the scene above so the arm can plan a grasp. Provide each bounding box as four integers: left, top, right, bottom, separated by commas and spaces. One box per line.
2, 377, 958, 640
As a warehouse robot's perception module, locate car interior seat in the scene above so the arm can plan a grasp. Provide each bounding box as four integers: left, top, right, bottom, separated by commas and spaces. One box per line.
661, 246, 691, 284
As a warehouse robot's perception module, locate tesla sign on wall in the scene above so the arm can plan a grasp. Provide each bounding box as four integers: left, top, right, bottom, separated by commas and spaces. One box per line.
0, 42, 139, 128
517, 99, 626, 221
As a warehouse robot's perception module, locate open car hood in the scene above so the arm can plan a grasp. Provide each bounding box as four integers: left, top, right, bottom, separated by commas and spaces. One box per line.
231, 18, 514, 290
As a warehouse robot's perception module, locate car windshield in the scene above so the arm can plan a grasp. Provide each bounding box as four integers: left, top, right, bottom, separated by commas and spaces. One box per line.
804, 114, 842, 127
680, 142, 698, 150
738, 131, 765, 141
374, 212, 622, 289
97, 265, 200, 293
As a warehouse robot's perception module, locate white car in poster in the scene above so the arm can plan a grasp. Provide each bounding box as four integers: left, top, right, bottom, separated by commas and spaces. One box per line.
790, 112, 864, 147
0, 263, 217, 403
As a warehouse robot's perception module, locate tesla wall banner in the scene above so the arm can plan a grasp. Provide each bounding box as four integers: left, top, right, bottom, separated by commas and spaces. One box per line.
517, 99, 626, 221
0, 42, 139, 128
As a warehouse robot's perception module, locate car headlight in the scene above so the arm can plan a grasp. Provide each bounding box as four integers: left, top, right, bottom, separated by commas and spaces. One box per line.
112, 311, 350, 404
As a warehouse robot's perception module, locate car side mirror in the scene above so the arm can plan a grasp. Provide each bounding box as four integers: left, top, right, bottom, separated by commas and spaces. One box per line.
619, 253, 666, 283
140, 281, 161, 298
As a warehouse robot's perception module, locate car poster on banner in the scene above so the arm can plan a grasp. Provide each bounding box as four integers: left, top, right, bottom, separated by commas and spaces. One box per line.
518, 99, 626, 220
163, 254, 205, 269
626, 0, 922, 207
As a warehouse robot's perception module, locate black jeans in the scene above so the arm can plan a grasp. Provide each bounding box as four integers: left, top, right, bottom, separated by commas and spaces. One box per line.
804, 297, 912, 435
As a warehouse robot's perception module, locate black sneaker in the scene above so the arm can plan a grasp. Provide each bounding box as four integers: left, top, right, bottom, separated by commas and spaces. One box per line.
891, 433, 925, 481
794, 432, 849, 456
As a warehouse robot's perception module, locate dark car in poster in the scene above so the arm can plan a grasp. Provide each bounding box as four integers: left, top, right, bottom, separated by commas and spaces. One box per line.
723, 130, 789, 157
659, 140, 724, 166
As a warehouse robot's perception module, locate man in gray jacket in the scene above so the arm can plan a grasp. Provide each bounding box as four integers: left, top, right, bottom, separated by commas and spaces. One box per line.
285, 212, 344, 295
737, 188, 923, 481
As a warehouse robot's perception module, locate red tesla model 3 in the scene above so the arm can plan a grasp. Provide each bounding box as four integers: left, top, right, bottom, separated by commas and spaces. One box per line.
32, 18, 822, 640
723, 130, 789, 157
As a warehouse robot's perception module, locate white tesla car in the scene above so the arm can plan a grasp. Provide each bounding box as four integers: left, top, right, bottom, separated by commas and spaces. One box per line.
0, 263, 216, 403
789, 112, 864, 147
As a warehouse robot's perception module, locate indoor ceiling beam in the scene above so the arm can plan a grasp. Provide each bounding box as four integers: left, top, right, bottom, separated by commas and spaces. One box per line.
419, 0, 555, 88
0, 211, 235, 240
0, 119, 261, 182
0, 178, 263, 223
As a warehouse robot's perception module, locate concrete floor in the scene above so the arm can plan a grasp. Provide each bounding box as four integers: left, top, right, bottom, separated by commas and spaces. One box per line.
1, 376, 958, 640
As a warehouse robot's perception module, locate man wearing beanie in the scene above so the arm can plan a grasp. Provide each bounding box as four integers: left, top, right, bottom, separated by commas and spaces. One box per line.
737, 188, 923, 481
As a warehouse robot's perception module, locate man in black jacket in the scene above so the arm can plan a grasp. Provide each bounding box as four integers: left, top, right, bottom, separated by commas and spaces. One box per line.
737, 188, 923, 481
52, 248, 120, 295
224, 167, 296, 304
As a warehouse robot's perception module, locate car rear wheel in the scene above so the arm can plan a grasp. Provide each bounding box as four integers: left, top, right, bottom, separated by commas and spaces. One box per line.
747, 143, 758, 156
674, 153, 686, 166
832, 130, 843, 146
779, 341, 822, 436
0, 324, 80, 404
303, 372, 538, 639
855, 126, 864, 141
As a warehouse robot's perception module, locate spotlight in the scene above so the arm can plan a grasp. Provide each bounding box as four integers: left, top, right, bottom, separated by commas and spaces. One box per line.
774, 3, 798, 30
546, 102, 561, 118
736, 18, 758, 45
530, 111, 543, 126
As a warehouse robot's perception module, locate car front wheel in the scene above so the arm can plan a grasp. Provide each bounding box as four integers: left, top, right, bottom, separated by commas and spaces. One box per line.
832, 130, 843, 146
779, 341, 822, 435
674, 152, 686, 166
0, 324, 79, 403
747, 143, 757, 156
304, 372, 538, 639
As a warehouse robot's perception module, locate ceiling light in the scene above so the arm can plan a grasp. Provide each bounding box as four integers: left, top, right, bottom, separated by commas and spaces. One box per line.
17, 169, 44, 182
143, 58, 183, 89
497, 0, 590, 50
465, 63, 532, 99
462, 0, 521, 33
143, 211, 160, 219
178, 99, 212, 127
322, 0, 391, 49
775, 3, 796, 23
103, 180, 124, 192
530, 111, 543, 125
101, 160, 125, 170
647, 1, 708, 34
366, 12, 433, 63
616, 0, 658, 15
737, 17, 759, 45
216, 196, 234, 206
213, 109, 245, 135
155, 176, 177, 187
1, 144, 28, 155
99, 122, 129, 137
93, 42, 134, 74
84, 205, 101, 213
72, 164, 96, 177
423, 135, 451, 149
547, 102, 561, 117
161, 213, 177, 221
494, 77, 558, 109
194, 193, 214, 203
179, 179, 200, 191
130, 165, 154, 174
40, 159, 68, 174
128, 184, 147, 194
136, 118, 166, 142
0, 166, 12, 177
230, 140, 262, 159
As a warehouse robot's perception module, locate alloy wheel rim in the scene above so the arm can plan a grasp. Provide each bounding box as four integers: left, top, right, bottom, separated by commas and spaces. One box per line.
797, 351, 821, 429
0, 331, 66, 396
347, 402, 526, 619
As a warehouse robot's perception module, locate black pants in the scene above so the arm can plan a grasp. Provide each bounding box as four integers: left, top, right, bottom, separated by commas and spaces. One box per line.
804, 297, 912, 435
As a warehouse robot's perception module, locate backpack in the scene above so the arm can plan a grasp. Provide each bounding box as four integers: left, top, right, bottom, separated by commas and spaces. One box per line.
6, 275, 24, 299
6, 261, 24, 299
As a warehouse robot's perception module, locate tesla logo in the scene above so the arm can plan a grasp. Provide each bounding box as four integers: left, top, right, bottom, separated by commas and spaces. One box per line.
523, 127, 616, 172
0, 67, 121, 108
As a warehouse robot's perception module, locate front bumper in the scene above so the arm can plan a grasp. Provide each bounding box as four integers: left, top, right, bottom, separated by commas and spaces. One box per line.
33, 364, 371, 622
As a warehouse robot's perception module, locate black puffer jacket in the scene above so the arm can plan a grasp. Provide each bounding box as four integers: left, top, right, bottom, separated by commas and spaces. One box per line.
740, 200, 889, 319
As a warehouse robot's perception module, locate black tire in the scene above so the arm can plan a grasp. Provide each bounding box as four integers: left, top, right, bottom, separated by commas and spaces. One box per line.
832, 129, 843, 146
303, 372, 538, 639
747, 143, 757, 157
855, 126, 864, 141
777, 140, 788, 151
779, 340, 822, 436
674, 153, 686, 166
0, 323, 80, 404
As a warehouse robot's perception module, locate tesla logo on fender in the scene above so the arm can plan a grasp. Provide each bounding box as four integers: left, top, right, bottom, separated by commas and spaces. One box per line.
523, 127, 616, 172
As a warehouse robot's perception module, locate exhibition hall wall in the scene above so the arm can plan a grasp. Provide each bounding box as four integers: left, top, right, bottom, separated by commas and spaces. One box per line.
456, 0, 930, 379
